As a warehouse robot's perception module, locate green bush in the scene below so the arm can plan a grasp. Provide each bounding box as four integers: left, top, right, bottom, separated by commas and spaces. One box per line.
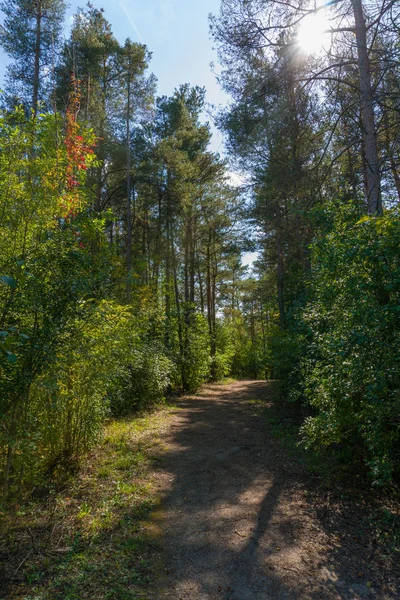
267, 325, 305, 391
109, 343, 172, 416
299, 205, 400, 485
213, 319, 240, 380
0, 296, 174, 496
0, 111, 109, 498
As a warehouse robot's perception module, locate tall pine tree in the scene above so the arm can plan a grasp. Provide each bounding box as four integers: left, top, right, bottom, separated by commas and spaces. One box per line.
0, 0, 66, 115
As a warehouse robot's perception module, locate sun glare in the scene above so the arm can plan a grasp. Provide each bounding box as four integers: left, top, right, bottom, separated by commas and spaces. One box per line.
297, 11, 330, 55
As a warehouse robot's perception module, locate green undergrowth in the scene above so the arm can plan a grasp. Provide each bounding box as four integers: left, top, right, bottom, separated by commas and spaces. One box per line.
0, 405, 177, 600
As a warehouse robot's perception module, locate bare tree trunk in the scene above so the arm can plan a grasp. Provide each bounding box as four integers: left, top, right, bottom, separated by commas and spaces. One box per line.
352, 0, 382, 215
260, 302, 266, 353
143, 210, 149, 284
198, 268, 205, 314
277, 236, 285, 328
206, 231, 217, 379
389, 155, 400, 203
189, 210, 196, 304
126, 75, 132, 302
206, 234, 213, 361
153, 191, 163, 282
184, 216, 190, 304
170, 224, 185, 391
165, 199, 171, 328
32, 1, 42, 117
231, 268, 236, 311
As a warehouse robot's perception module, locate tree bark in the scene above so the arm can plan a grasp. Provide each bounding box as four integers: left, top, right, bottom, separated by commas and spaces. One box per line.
126, 74, 132, 302
206, 232, 216, 377
32, 1, 42, 117
277, 236, 285, 327
170, 224, 185, 391
198, 268, 205, 314
352, 0, 382, 215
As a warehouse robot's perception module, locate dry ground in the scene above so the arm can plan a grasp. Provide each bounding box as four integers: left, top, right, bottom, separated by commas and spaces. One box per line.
151, 380, 399, 600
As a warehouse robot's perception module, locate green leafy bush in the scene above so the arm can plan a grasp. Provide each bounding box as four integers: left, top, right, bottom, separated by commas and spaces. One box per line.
267, 325, 306, 391
299, 205, 400, 485
109, 342, 172, 415
1, 299, 173, 494
0, 111, 108, 498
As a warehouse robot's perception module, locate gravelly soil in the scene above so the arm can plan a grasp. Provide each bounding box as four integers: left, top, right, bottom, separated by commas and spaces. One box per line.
150, 380, 399, 600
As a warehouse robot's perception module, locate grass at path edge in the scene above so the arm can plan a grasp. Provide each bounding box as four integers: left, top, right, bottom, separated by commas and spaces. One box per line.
0, 404, 178, 600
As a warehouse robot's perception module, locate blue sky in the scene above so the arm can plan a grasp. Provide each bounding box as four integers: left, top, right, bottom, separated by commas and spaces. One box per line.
0, 0, 228, 151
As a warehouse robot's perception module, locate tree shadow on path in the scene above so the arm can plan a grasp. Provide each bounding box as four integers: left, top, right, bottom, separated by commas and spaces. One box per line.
154, 380, 399, 600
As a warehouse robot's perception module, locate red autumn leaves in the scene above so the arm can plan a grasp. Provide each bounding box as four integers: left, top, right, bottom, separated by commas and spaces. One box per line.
62, 76, 95, 219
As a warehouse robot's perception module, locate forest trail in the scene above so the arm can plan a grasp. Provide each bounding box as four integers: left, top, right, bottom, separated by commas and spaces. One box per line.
150, 380, 393, 600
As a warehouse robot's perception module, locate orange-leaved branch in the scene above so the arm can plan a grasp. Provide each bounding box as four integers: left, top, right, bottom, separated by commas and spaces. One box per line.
62, 75, 95, 219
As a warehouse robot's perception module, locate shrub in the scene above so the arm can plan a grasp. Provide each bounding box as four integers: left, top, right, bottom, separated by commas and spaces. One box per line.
109, 343, 172, 416
299, 206, 400, 485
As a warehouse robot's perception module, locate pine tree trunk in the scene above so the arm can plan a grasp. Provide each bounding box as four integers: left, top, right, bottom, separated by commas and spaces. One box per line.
189, 210, 196, 304
277, 236, 285, 327
126, 75, 132, 302
32, 1, 42, 117
170, 224, 185, 391
198, 268, 205, 314
352, 0, 382, 215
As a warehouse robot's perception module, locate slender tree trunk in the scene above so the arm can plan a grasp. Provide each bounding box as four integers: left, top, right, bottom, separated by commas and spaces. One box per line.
110, 220, 114, 246
32, 1, 42, 117
170, 224, 185, 391
184, 215, 190, 304
143, 210, 149, 284
206, 231, 217, 379
198, 268, 205, 314
126, 75, 132, 302
389, 154, 400, 203
250, 311, 255, 344
260, 303, 266, 352
153, 191, 163, 282
211, 259, 217, 378
277, 235, 285, 327
231, 268, 235, 310
361, 138, 370, 201
206, 234, 213, 355
189, 211, 196, 303
352, 0, 382, 215
165, 207, 171, 329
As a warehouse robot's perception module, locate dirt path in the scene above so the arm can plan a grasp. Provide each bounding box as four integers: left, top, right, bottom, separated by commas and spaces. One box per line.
150, 380, 398, 600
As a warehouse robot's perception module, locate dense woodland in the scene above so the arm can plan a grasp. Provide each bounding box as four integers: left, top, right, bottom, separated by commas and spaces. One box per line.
0, 0, 399, 507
